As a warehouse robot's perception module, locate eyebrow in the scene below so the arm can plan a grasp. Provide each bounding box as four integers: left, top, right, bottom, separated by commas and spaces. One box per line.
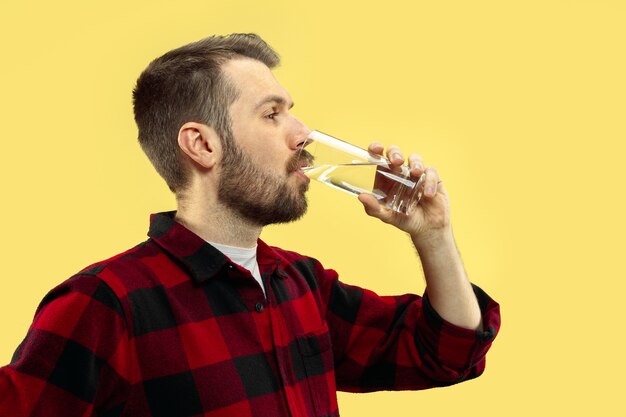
254, 95, 295, 111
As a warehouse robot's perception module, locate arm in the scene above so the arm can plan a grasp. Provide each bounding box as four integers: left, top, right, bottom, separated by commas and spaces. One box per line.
413, 230, 482, 329
318, 263, 499, 392
358, 143, 481, 329
311, 143, 499, 391
0, 275, 130, 417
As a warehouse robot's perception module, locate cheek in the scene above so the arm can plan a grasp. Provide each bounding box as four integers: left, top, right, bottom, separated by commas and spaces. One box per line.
237, 130, 289, 168
253, 145, 286, 167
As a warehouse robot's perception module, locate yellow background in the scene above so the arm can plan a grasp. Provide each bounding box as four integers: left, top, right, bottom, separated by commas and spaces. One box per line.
1, 0, 624, 415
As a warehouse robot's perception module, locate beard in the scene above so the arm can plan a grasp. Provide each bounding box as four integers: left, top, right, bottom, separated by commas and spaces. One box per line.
217, 136, 312, 226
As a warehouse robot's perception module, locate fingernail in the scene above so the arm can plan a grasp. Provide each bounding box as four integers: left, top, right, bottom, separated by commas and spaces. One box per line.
426, 186, 434, 196
392, 153, 403, 162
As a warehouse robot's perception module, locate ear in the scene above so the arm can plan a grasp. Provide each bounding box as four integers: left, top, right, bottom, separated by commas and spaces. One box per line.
177, 122, 221, 169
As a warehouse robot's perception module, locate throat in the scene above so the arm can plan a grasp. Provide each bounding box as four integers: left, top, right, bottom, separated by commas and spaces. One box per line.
175, 203, 262, 248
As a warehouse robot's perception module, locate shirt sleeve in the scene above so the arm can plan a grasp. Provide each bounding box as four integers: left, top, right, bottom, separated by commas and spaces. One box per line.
0, 275, 131, 417
313, 262, 501, 392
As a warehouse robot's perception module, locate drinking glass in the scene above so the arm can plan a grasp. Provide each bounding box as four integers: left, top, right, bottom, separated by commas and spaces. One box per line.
299, 131, 426, 215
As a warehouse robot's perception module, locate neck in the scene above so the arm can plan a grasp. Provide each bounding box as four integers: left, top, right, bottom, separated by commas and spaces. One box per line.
174, 191, 263, 249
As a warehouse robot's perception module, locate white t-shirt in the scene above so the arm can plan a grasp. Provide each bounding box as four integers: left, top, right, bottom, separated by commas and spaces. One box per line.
207, 241, 265, 297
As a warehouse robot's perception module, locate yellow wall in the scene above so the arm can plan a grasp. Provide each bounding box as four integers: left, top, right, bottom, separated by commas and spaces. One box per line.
1, 0, 624, 415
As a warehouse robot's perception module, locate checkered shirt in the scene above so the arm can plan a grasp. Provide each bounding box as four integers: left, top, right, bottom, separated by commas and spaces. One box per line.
0, 211, 500, 417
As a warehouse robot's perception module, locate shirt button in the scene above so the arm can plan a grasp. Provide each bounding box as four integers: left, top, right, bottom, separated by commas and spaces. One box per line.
255, 302, 264, 313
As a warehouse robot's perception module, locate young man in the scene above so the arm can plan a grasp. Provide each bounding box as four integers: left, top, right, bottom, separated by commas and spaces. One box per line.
0, 34, 500, 417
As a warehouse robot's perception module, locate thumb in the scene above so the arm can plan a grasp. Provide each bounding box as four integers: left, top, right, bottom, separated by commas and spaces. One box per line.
358, 193, 395, 224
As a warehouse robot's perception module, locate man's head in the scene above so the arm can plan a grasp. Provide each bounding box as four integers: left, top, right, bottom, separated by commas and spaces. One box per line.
133, 33, 280, 193
132, 34, 312, 226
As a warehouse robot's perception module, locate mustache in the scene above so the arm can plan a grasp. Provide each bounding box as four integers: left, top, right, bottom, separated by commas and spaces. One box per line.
286, 148, 314, 173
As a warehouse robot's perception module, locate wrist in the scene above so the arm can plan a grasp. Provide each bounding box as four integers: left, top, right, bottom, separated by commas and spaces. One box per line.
411, 227, 454, 254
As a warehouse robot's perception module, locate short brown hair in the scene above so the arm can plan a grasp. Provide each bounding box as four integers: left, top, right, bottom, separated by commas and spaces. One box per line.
132, 33, 280, 192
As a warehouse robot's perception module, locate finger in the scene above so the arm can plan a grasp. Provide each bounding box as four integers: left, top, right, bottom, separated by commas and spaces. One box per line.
386, 145, 404, 166
407, 153, 425, 176
423, 166, 440, 198
368, 142, 384, 155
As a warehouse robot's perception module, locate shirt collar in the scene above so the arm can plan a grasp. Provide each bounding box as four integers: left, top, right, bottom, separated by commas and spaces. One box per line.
147, 211, 281, 285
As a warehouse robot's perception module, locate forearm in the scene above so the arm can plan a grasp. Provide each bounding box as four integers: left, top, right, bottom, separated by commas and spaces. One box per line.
412, 229, 482, 330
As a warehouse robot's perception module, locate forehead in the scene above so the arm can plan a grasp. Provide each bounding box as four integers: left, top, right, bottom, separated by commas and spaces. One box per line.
222, 58, 293, 111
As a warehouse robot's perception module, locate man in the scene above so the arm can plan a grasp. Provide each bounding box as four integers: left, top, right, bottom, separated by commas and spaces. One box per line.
0, 33, 500, 417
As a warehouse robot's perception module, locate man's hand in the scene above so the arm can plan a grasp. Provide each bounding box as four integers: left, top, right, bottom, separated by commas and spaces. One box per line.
358, 143, 451, 243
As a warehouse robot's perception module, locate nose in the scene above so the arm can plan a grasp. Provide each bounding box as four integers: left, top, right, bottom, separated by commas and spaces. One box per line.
289, 115, 311, 150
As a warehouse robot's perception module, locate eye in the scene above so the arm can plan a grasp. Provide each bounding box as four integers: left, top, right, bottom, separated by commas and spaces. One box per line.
265, 111, 279, 120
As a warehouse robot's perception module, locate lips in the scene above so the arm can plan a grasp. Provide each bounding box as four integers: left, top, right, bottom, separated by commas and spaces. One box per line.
288, 157, 311, 184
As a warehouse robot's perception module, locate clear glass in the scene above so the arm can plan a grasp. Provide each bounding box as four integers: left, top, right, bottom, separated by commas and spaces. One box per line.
298, 131, 426, 215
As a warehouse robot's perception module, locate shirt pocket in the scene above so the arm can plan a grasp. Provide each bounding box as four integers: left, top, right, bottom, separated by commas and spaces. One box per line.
295, 324, 339, 417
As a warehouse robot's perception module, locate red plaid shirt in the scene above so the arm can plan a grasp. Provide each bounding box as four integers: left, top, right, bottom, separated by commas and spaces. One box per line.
0, 212, 500, 417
